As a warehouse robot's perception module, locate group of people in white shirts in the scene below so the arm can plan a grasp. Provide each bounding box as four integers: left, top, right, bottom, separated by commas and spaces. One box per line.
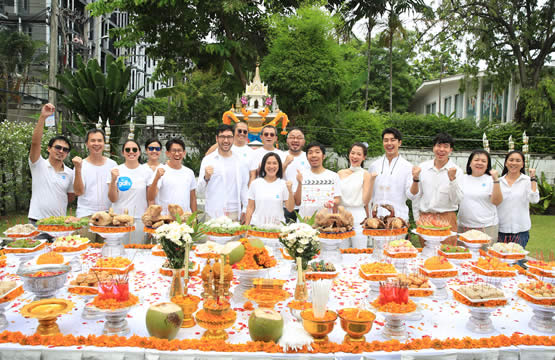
29, 103, 539, 249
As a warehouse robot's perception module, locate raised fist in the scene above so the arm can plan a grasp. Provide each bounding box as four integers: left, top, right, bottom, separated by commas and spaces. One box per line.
447, 167, 457, 181
296, 169, 303, 184
156, 167, 165, 179
490, 169, 499, 180
72, 156, 82, 169
40, 103, 55, 118
111, 168, 120, 181
529, 168, 536, 178
284, 155, 294, 167
286, 180, 293, 191
205, 165, 214, 180
370, 171, 378, 180
412, 166, 421, 179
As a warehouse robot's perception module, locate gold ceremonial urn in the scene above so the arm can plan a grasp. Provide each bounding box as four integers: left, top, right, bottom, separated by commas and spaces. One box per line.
20, 298, 74, 335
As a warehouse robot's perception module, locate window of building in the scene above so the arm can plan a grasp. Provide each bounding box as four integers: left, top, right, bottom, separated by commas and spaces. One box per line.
454, 94, 463, 118
426, 102, 437, 114
444, 97, 451, 115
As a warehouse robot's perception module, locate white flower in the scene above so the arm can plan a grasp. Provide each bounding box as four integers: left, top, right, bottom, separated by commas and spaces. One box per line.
299, 238, 309, 245
297, 248, 304, 253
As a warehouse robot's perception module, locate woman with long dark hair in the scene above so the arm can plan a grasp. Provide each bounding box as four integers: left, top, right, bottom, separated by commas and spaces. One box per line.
457, 149, 503, 245
245, 152, 295, 226
497, 150, 539, 247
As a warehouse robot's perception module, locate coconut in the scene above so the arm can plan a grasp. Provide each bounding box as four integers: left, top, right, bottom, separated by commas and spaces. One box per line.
248, 308, 284, 342
145, 302, 184, 340
248, 238, 265, 249
221, 241, 245, 264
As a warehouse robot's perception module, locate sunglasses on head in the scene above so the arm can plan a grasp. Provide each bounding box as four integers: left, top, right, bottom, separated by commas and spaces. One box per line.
147, 146, 161, 151
53, 144, 70, 153
236, 129, 248, 134
263, 132, 275, 137
124, 147, 139, 153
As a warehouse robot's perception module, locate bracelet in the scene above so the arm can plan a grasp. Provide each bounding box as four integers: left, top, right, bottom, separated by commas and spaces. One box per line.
531, 177, 537, 182
413, 179, 420, 182
493, 180, 500, 184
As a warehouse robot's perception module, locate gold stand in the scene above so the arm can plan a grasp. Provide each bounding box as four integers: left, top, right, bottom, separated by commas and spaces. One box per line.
36, 318, 61, 336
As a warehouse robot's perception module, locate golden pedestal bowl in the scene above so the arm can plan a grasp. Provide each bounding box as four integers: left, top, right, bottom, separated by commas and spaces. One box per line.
338, 308, 376, 343
300, 309, 337, 343
171, 294, 201, 328
20, 298, 74, 336
195, 307, 237, 340
244, 288, 291, 309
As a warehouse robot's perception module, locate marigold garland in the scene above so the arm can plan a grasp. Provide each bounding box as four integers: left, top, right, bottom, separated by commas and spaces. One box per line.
517, 290, 555, 306
89, 243, 156, 249
3, 242, 46, 254
52, 243, 89, 253
91, 294, 139, 310
233, 238, 276, 270
0, 331, 552, 352
89, 225, 135, 233
340, 248, 373, 254
371, 299, 417, 314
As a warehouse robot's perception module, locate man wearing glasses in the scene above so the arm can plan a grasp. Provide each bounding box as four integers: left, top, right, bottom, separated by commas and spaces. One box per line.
28, 103, 75, 224
248, 125, 284, 185
147, 138, 197, 214
282, 128, 310, 223
198, 124, 249, 222
205, 122, 252, 165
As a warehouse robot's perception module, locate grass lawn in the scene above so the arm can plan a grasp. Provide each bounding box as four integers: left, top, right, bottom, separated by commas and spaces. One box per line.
527, 215, 555, 259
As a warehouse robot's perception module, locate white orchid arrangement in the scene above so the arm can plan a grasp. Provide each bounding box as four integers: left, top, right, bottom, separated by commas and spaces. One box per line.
153, 222, 194, 269
279, 223, 320, 270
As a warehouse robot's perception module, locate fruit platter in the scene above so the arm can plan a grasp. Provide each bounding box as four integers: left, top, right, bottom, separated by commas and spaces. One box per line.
452, 284, 508, 334
51, 235, 90, 252
3, 239, 46, 254
36, 216, 89, 232
305, 260, 338, 280
4, 224, 40, 238
248, 224, 282, 239
415, 214, 452, 236
517, 281, 555, 333
204, 216, 249, 237
438, 243, 472, 260
383, 239, 418, 258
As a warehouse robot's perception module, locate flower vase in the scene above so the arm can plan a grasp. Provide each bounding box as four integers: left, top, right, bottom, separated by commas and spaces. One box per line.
294, 270, 308, 302
169, 268, 184, 298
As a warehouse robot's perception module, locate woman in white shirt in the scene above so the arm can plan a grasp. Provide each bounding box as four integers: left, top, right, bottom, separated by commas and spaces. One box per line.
458, 150, 502, 245
338, 142, 374, 248
497, 150, 539, 248
108, 140, 152, 244
245, 152, 295, 227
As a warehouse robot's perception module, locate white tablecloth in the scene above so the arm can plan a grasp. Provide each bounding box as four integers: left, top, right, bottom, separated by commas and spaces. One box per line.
0, 248, 553, 359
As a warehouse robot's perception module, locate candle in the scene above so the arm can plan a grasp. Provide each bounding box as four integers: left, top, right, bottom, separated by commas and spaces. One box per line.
185, 244, 189, 279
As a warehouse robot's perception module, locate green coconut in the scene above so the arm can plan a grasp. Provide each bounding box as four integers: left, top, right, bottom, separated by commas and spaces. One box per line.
221, 241, 245, 265
248, 308, 284, 342
248, 237, 265, 249
145, 302, 184, 340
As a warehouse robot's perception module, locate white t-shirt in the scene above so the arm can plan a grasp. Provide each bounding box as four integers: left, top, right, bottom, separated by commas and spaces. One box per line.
248, 147, 285, 172
28, 157, 74, 220
149, 164, 197, 213
222, 156, 239, 211
298, 169, 342, 219
76, 158, 117, 217
248, 178, 289, 226
284, 151, 310, 192
107, 164, 151, 218
140, 163, 156, 175
231, 144, 253, 165
458, 174, 498, 228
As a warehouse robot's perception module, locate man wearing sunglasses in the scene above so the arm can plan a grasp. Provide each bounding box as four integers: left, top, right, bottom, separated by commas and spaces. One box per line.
72, 128, 117, 219
147, 138, 197, 214
248, 125, 284, 185
198, 124, 249, 222
28, 103, 75, 223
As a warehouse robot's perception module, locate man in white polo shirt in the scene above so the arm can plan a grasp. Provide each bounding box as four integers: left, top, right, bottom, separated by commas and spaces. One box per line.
197, 124, 249, 222
28, 103, 75, 224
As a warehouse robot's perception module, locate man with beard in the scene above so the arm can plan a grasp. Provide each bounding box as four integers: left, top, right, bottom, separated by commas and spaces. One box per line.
411, 133, 463, 245
147, 138, 197, 214
28, 103, 75, 223
296, 143, 341, 220
206, 122, 252, 165
248, 125, 284, 185
198, 124, 249, 221
72, 128, 117, 218
282, 128, 310, 222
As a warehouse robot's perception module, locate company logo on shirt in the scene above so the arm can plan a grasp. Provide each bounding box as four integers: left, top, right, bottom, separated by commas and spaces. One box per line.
117, 176, 132, 191
276, 194, 280, 199
482, 183, 486, 187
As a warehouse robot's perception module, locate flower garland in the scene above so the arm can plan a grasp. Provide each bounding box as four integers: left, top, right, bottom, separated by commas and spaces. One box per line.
0, 331, 552, 353
340, 248, 373, 254
89, 243, 155, 249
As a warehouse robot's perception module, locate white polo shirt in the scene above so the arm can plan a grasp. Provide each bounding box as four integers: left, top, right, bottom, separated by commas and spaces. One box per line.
28, 156, 74, 220
415, 159, 464, 213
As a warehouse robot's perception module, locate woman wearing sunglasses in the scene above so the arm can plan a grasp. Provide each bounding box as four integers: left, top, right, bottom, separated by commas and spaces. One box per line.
108, 140, 152, 244
143, 138, 162, 172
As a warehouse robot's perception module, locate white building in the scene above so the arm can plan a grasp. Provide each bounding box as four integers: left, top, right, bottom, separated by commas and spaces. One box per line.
409, 72, 519, 123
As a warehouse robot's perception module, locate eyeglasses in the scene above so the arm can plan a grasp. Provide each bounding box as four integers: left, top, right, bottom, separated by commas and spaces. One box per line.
288, 136, 304, 140
218, 135, 234, 140
236, 129, 248, 134
53, 144, 70, 153
147, 146, 161, 151
124, 147, 139, 153
170, 149, 184, 154
263, 132, 275, 137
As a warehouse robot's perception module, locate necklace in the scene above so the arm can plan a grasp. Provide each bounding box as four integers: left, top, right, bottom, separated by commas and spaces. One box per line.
381, 156, 399, 175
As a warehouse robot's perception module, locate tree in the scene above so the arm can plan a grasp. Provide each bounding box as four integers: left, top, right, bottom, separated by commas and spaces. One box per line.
326, 0, 387, 110
440, 0, 554, 124
261, 7, 344, 118
0, 31, 47, 120
378, 0, 430, 114
88, 0, 300, 87
50, 55, 142, 153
